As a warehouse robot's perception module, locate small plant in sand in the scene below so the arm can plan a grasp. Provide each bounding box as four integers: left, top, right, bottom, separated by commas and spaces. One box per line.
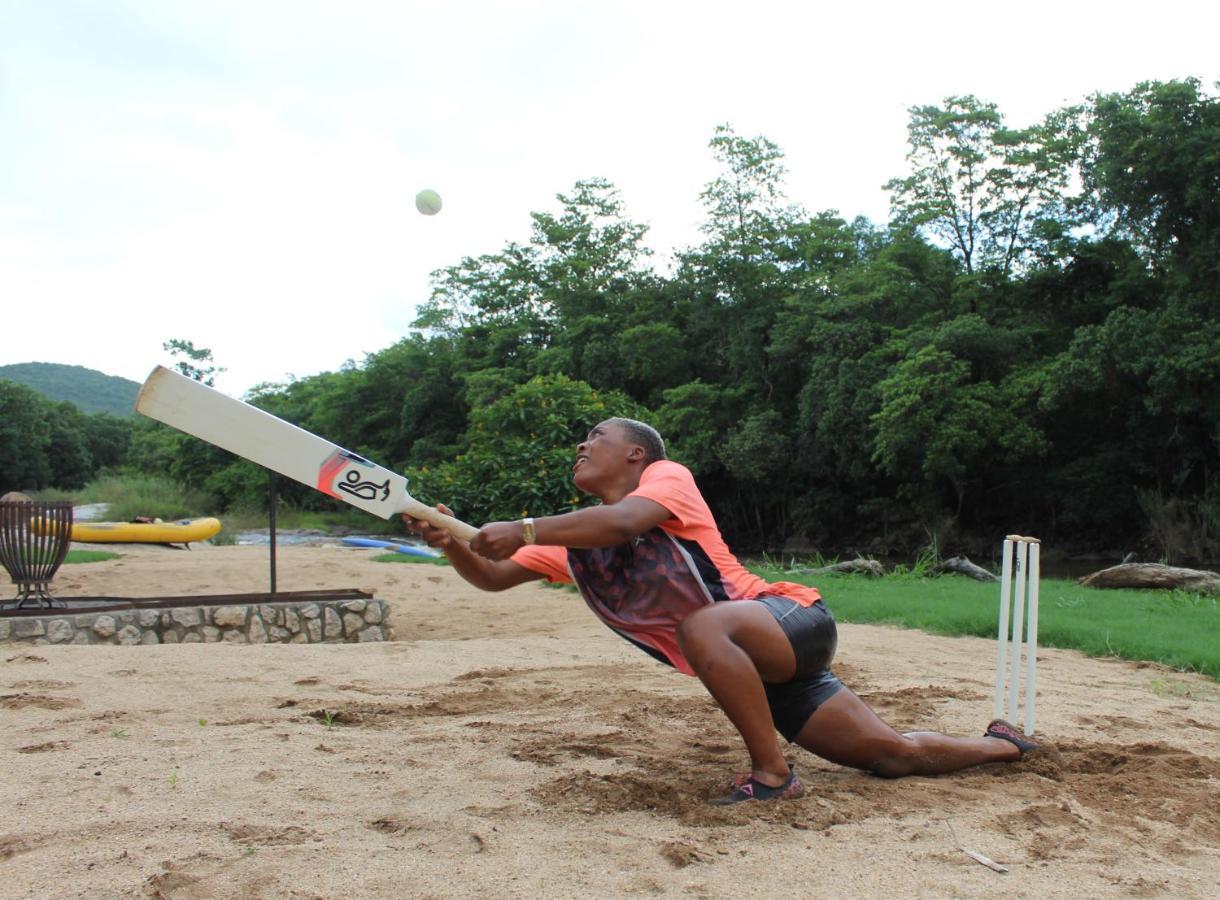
110, 727, 128, 739
1148, 678, 1214, 700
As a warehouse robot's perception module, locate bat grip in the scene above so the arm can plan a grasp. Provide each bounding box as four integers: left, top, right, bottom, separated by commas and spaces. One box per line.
400, 497, 479, 543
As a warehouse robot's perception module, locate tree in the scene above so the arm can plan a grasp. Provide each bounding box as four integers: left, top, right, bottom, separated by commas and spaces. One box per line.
885, 96, 1080, 277
46, 401, 94, 490
84, 413, 134, 472
410, 375, 644, 525
699, 124, 792, 257
870, 347, 1043, 524
1082, 79, 1220, 279
653, 380, 731, 478
0, 381, 52, 492
677, 126, 800, 412
163, 339, 225, 386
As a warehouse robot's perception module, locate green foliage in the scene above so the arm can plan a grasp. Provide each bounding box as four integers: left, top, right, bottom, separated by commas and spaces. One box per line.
71, 472, 216, 521
61, 80, 1220, 561
885, 95, 1082, 276
0, 380, 53, 492
163, 339, 225, 386
0, 363, 141, 416
410, 374, 645, 524
653, 380, 730, 477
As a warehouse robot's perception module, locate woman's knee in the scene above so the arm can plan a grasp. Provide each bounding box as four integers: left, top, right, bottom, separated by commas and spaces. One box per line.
866, 736, 922, 778
675, 608, 724, 661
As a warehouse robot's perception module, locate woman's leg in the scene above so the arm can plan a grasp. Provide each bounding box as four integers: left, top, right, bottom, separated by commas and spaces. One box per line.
792, 687, 1020, 777
676, 602, 798, 787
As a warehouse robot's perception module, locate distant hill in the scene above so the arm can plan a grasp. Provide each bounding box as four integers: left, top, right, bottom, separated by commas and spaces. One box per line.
0, 362, 141, 417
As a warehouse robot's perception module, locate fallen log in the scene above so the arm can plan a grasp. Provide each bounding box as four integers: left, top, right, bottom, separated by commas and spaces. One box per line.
788, 558, 886, 577
1078, 562, 1220, 593
933, 556, 999, 582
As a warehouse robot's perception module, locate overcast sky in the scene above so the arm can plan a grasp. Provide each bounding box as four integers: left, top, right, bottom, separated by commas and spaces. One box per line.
2, 0, 1217, 395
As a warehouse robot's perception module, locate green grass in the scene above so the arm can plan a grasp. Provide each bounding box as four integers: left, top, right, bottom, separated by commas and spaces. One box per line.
370, 552, 449, 566
752, 564, 1220, 681
14, 548, 120, 566
64, 550, 120, 564
46, 473, 215, 522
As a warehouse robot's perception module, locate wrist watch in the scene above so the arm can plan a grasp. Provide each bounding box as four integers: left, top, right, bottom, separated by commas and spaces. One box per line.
520, 517, 536, 544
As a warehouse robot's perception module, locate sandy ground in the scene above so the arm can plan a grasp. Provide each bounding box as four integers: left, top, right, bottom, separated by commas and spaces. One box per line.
2, 543, 1218, 898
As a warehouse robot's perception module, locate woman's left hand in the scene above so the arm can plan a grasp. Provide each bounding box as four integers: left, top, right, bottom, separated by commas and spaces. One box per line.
469, 521, 527, 561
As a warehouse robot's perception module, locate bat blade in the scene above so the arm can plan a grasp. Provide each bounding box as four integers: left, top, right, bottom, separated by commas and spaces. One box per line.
135, 366, 477, 540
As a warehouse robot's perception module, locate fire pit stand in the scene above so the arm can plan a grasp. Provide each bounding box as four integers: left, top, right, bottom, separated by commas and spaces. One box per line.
0, 501, 74, 609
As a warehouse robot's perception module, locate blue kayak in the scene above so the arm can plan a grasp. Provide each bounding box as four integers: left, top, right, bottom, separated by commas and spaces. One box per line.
341, 537, 441, 558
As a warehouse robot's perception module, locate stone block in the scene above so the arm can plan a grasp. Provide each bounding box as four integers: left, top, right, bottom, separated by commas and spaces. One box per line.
14, 619, 46, 639
0, 618, 12, 640
92, 616, 117, 638
306, 619, 322, 642
357, 626, 385, 642
342, 612, 364, 635
182, 633, 203, 643
300, 604, 321, 619
248, 616, 267, 643
212, 606, 248, 628
138, 609, 160, 628
71, 632, 91, 645
117, 625, 143, 646
268, 626, 290, 642
323, 607, 342, 639
283, 608, 300, 632
46, 620, 74, 643
162, 631, 180, 644
362, 603, 384, 624
201, 626, 221, 643
222, 629, 247, 643
140, 631, 160, 645
340, 599, 367, 614
171, 608, 203, 628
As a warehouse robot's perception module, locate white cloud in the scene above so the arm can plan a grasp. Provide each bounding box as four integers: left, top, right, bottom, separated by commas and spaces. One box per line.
2, 0, 1217, 393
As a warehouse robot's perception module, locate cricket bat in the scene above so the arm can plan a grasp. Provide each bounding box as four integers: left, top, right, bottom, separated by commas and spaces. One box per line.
135, 366, 478, 542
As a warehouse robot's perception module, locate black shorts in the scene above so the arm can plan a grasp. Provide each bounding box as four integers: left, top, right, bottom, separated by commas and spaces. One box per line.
755, 596, 844, 742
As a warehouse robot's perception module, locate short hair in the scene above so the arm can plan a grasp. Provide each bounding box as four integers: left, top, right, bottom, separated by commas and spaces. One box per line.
605, 417, 667, 465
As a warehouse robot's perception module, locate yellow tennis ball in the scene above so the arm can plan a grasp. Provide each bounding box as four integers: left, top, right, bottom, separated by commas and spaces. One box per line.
415, 189, 442, 216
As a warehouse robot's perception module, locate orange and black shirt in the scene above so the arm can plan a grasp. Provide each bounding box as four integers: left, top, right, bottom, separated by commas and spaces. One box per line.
512, 460, 821, 675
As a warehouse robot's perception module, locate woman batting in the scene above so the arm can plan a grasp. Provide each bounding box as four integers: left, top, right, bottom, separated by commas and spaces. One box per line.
405, 418, 1035, 804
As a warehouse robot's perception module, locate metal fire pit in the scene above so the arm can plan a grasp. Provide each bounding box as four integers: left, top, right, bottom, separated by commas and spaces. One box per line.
0, 501, 74, 609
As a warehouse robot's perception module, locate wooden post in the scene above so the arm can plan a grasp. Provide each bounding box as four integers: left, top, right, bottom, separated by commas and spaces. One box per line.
268, 471, 278, 594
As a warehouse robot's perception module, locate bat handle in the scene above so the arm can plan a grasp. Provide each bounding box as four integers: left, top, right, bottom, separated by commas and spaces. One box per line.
400, 497, 480, 543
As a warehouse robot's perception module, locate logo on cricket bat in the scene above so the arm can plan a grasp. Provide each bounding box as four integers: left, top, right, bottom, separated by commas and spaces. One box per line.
317, 450, 391, 503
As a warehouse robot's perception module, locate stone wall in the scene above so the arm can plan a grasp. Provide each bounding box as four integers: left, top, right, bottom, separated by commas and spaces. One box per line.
0, 597, 393, 646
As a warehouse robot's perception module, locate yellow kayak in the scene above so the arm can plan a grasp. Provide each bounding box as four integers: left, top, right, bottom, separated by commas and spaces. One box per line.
69, 517, 222, 544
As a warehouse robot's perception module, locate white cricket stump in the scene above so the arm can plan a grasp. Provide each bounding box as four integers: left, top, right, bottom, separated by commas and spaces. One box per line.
993, 534, 1040, 735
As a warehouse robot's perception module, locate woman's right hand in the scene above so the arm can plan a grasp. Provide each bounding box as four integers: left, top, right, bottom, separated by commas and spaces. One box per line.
402, 504, 459, 552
